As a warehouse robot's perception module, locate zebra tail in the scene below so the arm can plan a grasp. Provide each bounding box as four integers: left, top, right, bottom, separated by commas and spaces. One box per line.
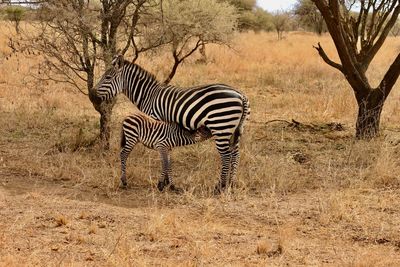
230, 95, 250, 149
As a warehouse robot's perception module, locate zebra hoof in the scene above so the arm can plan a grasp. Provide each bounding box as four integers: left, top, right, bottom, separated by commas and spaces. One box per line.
119, 181, 128, 190
213, 184, 226, 195
213, 187, 221, 195
157, 181, 166, 192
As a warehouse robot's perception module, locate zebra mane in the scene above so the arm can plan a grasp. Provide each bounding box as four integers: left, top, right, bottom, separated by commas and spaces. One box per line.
122, 60, 159, 84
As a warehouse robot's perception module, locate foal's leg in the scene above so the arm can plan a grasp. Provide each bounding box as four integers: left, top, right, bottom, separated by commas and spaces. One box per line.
157, 148, 172, 191
120, 136, 137, 189
157, 148, 182, 193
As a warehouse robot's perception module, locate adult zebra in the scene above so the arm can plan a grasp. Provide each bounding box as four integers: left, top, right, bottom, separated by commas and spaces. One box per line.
95, 55, 250, 193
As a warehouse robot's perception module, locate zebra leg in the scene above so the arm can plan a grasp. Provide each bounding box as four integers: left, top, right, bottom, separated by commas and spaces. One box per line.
228, 144, 240, 190
214, 149, 232, 195
157, 148, 172, 192
157, 148, 182, 193
120, 138, 136, 189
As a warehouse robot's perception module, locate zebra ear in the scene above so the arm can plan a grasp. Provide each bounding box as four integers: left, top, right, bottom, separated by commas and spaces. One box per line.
112, 54, 124, 70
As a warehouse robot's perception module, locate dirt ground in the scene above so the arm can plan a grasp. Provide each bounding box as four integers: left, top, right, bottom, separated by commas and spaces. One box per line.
1, 151, 400, 266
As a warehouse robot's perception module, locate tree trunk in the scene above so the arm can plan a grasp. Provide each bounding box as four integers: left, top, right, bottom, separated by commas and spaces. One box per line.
15, 20, 20, 34
98, 100, 115, 150
87, 74, 116, 150
355, 90, 385, 139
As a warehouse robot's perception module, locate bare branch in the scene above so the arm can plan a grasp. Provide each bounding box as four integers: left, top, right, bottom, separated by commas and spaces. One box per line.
121, 0, 146, 55
364, 4, 400, 67
313, 42, 344, 73
379, 52, 400, 99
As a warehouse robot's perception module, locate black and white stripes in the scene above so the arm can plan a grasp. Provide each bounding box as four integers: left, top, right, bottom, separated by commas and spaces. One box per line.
120, 113, 211, 192
96, 55, 250, 193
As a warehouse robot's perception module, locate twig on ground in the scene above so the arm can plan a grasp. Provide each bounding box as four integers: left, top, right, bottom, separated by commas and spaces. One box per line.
107, 233, 123, 260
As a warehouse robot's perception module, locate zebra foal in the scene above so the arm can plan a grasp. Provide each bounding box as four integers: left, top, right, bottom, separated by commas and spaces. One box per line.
120, 113, 211, 192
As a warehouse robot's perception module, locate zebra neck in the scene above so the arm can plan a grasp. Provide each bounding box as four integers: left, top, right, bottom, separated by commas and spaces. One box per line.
123, 83, 159, 108
137, 85, 160, 114
121, 64, 161, 113
151, 85, 181, 120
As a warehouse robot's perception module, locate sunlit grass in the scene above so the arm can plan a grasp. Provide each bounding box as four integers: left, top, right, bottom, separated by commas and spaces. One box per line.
1, 23, 400, 265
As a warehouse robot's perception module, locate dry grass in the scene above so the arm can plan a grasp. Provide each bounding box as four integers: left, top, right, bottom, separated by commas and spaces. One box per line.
1, 23, 400, 266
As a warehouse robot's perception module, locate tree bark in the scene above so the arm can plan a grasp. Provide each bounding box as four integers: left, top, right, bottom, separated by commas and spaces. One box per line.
87, 72, 115, 150
88, 87, 116, 150
355, 89, 385, 139
354, 52, 400, 139
98, 100, 115, 150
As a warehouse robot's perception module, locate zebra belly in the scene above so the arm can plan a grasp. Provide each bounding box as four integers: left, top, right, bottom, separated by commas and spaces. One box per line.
138, 128, 163, 150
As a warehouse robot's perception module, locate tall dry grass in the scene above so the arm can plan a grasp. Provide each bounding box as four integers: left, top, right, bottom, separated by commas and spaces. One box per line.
1, 23, 400, 266
1, 24, 400, 194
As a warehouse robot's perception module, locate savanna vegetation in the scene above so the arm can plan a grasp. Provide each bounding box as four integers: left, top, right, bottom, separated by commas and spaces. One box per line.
1, 0, 400, 266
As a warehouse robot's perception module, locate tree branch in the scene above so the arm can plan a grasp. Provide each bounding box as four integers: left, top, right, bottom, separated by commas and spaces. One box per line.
313, 42, 344, 73
379, 52, 400, 99
364, 4, 400, 67
163, 38, 203, 85
312, 0, 372, 97
121, 0, 146, 55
